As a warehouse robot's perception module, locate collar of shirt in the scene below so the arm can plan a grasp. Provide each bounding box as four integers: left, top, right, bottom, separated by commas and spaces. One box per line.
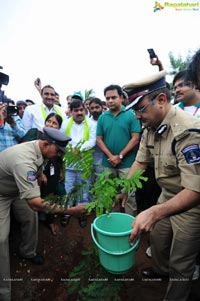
178, 101, 200, 109
106, 105, 126, 116
154, 106, 178, 139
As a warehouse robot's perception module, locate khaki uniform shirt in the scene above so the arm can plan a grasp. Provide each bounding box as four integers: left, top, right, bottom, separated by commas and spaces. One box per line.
136, 106, 200, 207
0, 141, 44, 199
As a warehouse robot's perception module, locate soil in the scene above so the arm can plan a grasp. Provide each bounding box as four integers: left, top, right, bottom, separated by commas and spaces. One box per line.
10, 213, 200, 301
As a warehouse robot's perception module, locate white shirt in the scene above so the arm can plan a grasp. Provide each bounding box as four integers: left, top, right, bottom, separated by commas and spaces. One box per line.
61, 116, 96, 151
22, 103, 67, 132
89, 117, 103, 166
175, 103, 200, 118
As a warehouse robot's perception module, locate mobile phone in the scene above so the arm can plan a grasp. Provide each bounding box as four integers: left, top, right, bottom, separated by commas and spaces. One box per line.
147, 48, 157, 59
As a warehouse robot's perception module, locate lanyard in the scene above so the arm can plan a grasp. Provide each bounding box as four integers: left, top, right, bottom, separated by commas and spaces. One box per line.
41, 104, 63, 120
65, 117, 89, 142
192, 107, 199, 116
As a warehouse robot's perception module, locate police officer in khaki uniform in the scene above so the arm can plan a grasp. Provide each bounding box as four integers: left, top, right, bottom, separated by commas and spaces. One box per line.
0, 127, 85, 301
123, 71, 200, 301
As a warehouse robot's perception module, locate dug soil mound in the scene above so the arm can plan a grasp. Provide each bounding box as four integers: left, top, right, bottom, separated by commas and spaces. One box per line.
10, 213, 200, 301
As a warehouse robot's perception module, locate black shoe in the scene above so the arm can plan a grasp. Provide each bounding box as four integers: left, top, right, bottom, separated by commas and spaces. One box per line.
60, 214, 71, 227
78, 216, 87, 228
142, 267, 168, 279
20, 254, 44, 265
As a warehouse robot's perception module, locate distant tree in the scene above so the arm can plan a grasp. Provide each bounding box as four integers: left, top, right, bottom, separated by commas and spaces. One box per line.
72, 89, 95, 101
84, 88, 95, 100
168, 50, 193, 76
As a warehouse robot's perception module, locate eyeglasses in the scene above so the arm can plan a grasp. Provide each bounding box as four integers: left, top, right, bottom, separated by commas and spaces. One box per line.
134, 103, 150, 115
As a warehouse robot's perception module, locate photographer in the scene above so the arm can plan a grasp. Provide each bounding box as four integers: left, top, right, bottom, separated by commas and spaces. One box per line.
0, 66, 9, 103
0, 102, 26, 151
0, 66, 26, 151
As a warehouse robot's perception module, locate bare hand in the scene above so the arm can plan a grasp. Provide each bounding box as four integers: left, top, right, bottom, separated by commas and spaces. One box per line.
150, 56, 163, 71
0, 103, 7, 121
129, 206, 158, 245
120, 193, 128, 208
108, 155, 121, 167
5, 116, 16, 127
34, 78, 42, 93
67, 204, 86, 217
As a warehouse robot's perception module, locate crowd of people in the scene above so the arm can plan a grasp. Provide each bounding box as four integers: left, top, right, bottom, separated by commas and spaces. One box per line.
0, 48, 200, 301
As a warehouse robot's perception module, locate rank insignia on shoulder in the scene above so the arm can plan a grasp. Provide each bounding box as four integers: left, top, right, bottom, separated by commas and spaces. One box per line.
27, 171, 36, 182
181, 144, 200, 164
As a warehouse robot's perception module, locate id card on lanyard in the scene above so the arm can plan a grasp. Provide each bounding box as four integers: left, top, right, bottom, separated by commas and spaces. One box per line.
50, 163, 55, 176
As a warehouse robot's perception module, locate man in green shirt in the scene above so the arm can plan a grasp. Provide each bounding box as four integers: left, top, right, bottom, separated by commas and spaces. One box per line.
96, 84, 142, 216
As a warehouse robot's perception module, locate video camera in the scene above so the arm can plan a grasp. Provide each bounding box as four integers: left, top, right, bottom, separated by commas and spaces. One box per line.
0, 66, 9, 103
0, 67, 17, 116
0, 97, 18, 116
0, 71, 9, 86
7, 105, 18, 117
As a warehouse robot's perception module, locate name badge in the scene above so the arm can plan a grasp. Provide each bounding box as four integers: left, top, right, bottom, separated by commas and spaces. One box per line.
50, 164, 55, 176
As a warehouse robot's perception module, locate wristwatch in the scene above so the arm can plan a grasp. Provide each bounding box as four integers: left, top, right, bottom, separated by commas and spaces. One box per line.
119, 154, 123, 160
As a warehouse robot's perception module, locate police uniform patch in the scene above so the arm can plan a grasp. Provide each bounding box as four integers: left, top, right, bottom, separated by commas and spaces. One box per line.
27, 171, 36, 182
181, 144, 200, 164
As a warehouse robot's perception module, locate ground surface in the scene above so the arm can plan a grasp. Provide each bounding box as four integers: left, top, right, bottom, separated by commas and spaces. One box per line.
10, 213, 200, 301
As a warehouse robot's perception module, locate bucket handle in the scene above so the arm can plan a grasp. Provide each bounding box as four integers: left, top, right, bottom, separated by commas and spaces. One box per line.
91, 223, 140, 256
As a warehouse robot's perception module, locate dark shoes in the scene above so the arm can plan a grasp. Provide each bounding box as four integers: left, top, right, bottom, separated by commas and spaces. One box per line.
78, 216, 87, 228
20, 254, 44, 265
60, 214, 71, 227
142, 267, 168, 279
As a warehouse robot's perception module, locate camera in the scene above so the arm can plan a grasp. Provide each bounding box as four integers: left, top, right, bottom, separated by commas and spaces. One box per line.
7, 105, 18, 117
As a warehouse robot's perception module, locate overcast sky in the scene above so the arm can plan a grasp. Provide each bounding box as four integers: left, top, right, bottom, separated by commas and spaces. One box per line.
1, 0, 200, 106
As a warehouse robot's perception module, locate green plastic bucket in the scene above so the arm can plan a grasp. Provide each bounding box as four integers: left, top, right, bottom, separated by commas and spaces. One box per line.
91, 212, 140, 274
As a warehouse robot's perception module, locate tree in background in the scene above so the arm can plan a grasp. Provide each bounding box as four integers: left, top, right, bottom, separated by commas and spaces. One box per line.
168, 50, 193, 76
73, 89, 95, 101
166, 49, 194, 96
84, 88, 95, 100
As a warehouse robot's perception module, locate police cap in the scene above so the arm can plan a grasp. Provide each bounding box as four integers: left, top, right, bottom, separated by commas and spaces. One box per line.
43, 127, 71, 153
123, 70, 167, 110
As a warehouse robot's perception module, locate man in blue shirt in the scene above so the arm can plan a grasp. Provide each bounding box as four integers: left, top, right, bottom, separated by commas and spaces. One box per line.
0, 102, 26, 151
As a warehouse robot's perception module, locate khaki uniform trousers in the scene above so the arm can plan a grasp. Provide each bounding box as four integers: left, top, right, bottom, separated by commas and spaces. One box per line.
104, 167, 137, 216
150, 212, 200, 301
0, 195, 38, 301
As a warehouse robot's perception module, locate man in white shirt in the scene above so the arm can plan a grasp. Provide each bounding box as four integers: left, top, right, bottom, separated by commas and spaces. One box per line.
22, 85, 66, 131
61, 99, 96, 227
89, 97, 104, 175
173, 70, 200, 118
